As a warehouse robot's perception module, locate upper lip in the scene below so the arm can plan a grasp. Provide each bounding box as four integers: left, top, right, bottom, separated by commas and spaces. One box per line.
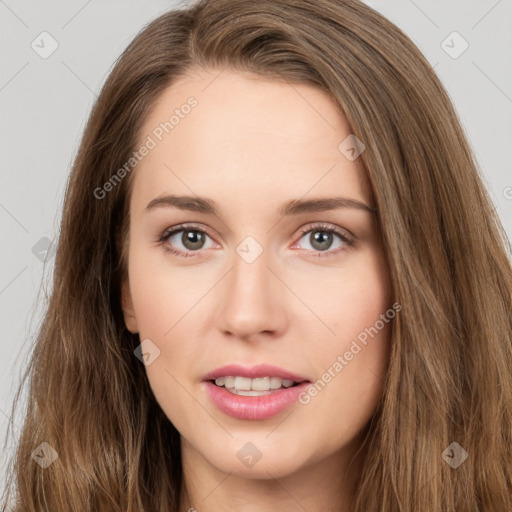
202, 364, 310, 383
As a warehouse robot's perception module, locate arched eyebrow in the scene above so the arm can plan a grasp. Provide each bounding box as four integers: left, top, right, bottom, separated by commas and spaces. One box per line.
281, 197, 377, 215
144, 194, 378, 215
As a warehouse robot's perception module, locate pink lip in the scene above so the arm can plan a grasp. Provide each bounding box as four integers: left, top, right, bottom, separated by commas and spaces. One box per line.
203, 381, 311, 420
201, 364, 311, 420
202, 363, 309, 382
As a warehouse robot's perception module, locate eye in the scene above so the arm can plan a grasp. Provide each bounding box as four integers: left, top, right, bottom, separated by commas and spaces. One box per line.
158, 224, 217, 258
291, 223, 355, 256
158, 222, 355, 259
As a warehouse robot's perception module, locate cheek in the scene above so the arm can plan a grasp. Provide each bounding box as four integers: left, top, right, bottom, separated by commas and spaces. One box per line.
129, 272, 201, 375
127, 267, 201, 435
127, 242, 201, 339
292, 247, 392, 427
126, 248, 212, 425
294, 245, 392, 350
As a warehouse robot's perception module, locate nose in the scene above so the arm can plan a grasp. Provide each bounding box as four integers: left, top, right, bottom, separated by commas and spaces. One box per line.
215, 248, 287, 342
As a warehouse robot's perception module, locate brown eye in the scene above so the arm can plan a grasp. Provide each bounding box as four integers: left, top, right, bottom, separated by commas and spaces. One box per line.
158, 225, 216, 257
178, 230, 207, 251
307, 231, 335, 252
292, 223, 355, 256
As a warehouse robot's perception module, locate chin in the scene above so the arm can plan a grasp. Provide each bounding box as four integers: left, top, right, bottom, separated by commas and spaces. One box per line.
201, 442, 309, 479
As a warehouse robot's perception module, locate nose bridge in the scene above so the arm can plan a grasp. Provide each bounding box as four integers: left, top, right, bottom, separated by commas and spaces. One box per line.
216, 243, 285, 339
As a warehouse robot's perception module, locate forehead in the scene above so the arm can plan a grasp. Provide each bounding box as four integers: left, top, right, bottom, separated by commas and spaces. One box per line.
132, 68, 371, 211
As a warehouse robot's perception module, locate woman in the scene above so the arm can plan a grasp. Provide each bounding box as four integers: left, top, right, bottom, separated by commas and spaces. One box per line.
2, 0, 511, 510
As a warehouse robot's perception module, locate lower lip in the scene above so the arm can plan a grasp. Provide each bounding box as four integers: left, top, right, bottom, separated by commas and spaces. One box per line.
203, 381, 311, 420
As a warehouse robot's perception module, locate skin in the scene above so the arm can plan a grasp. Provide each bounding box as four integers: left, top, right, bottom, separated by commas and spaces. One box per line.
121, 67, 393, 512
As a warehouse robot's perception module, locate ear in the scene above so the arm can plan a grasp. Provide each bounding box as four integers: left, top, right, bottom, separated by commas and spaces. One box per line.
121, 278, 139, 334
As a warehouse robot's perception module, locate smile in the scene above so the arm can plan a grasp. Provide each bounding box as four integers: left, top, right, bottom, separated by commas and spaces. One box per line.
202, 364, 312, 420
213, 376, 298, 396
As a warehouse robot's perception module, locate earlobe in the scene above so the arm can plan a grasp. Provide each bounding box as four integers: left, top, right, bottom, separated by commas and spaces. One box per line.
121, 279, 139, 334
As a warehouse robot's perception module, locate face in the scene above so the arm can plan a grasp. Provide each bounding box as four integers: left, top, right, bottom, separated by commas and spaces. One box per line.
122, 67, 393, 480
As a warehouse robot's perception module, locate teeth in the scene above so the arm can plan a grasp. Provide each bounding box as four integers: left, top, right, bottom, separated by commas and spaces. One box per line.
252, 377, 270, 391
214, 376, 297, 391
270, 377, 283, 389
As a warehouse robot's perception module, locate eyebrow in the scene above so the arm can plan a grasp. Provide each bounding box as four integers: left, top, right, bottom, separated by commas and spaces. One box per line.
144, 194, 378, 215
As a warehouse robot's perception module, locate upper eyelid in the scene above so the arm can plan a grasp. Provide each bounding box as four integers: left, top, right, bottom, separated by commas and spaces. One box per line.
297, 222, 354, 239
162, 223, 216, 241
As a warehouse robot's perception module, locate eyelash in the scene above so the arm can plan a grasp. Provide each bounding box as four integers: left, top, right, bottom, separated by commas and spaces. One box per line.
157, 223, 355, 259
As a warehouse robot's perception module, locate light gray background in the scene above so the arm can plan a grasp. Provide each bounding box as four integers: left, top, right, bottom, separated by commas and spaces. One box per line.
1, 0, 511, 488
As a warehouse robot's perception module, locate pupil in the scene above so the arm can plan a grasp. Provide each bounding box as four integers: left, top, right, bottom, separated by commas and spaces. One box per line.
311, 231, 332, 251
183, 230, 204, 250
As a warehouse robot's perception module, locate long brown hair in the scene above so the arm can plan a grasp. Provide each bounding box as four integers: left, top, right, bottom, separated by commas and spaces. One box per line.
2, 0, 512, 510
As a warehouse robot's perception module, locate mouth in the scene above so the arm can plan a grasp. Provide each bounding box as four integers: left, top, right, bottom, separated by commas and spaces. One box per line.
201, 364, 312, 420
209, 376, 305, 396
